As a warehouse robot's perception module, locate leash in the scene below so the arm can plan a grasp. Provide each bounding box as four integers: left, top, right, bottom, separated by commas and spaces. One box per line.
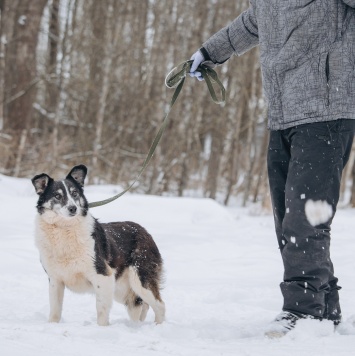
88, 60, 226, 208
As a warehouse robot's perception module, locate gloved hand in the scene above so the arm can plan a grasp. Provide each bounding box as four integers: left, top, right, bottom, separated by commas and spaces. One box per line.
189, 50, 205, 81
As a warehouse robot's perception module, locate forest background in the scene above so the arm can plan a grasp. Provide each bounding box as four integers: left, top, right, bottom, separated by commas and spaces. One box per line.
1, 0, 354, 207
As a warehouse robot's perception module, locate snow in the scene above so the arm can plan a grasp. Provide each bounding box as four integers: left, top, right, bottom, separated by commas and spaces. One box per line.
17, 15, 27, 26
1, 174, 355, 356
305, 199, 333, 227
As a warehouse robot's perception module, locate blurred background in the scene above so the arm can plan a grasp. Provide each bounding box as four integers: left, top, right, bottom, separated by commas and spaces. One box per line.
0, 0, 354, 207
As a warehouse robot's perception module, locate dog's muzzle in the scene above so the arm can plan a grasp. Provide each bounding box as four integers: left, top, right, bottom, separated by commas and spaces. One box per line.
68, 205, 77, 216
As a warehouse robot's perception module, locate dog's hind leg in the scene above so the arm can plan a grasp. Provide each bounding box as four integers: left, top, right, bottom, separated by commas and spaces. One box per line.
92, 273, 115, 326
128, 266, 165, 324
126, 296, 149, 322
48, 278, 65, 323
126, 293, 143, 322
114, 269, 145, 322
140, 302, 149, 321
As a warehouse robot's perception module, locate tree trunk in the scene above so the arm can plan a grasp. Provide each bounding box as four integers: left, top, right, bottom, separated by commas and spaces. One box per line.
204, 131, 224, 200
45, 0, 60, 113
2, 0, 47, 175
0, 0, 5, 130
3, 0, 48, 131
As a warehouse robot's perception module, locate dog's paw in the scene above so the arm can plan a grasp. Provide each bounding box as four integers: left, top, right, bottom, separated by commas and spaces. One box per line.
48, 315, 61, 323
97, 317, 110, 326
97, 320, 110, 326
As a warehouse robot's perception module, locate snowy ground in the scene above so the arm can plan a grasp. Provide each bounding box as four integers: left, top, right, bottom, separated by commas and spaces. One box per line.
1, 174, 355, 356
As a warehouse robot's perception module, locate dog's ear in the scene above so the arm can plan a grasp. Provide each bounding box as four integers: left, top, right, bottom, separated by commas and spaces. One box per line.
32, 174, 52, 195
67, 165, 87, 187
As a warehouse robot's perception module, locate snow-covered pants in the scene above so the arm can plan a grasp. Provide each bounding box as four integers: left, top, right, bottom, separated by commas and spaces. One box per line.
267, 119, 355, 322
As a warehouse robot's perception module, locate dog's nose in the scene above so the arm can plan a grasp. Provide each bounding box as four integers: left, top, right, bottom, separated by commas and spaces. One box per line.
68, 206, 77, 215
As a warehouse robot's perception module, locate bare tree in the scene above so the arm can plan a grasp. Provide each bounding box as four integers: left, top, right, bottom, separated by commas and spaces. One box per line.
2, 0, 47, 175
4, 0, 353, 210
3, 0, 47, 131
0, 0, 5, 130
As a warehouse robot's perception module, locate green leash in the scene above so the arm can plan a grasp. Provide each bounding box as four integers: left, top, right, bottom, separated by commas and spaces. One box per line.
88, 60, 226, 208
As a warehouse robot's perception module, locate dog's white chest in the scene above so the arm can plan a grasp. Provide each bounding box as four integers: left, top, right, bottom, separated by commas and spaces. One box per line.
35, 215, 96, 293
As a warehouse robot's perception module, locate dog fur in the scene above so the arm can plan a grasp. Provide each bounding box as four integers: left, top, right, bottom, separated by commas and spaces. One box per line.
31, 164, 165, 325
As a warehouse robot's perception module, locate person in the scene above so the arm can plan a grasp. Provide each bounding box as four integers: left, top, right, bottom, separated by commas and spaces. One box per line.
189, 0, 355, 337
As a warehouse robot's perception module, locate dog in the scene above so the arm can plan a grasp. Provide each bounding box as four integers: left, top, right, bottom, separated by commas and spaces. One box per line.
31, 164, 165, 325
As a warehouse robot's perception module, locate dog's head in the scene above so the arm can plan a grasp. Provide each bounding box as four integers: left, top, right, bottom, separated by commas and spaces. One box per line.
32, 165, 89, 224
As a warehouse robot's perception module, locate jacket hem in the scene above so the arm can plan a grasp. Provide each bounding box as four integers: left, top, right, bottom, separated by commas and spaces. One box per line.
268, 114, 355, 131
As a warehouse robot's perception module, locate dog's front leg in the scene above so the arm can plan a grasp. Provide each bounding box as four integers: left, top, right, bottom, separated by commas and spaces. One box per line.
48, 277, 65, 323
93, 274, 115, 326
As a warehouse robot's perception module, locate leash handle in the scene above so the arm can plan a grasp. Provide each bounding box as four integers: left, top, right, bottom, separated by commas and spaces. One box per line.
88, 60, 226, 208
165, 60, 226, 104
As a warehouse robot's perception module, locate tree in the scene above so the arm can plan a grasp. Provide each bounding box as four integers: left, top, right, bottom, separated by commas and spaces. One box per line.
2, 0, 48, 175
2, 0, 352, 209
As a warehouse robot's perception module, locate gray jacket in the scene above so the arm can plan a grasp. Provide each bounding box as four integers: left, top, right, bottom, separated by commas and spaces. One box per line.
202, 0, 355, 130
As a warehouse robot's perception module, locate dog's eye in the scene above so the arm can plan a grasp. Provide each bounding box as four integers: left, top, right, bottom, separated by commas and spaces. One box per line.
55, 194, 62, 200
72, 190, 78, 198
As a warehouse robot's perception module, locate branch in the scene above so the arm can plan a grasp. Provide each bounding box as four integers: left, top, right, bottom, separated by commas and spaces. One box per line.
33, 103, 92, 128
3, 77, 43, 105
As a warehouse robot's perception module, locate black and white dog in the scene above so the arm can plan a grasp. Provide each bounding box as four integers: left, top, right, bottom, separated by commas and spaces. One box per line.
31, 165, 165, 325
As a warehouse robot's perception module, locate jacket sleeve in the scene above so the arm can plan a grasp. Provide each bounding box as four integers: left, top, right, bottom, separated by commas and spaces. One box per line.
202, 2, 259, 64
342, 0, 355, 7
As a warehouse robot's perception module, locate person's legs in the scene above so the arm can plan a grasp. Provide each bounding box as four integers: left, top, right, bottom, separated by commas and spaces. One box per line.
268, 119, 355, 324
267, 128, 291, 251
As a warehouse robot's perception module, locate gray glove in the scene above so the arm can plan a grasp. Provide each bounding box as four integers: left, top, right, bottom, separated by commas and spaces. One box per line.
189, 49, 217, 81
189, 50, 205, 81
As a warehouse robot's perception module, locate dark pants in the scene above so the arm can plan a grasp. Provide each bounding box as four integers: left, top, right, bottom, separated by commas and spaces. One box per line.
267, 119, 355, 322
